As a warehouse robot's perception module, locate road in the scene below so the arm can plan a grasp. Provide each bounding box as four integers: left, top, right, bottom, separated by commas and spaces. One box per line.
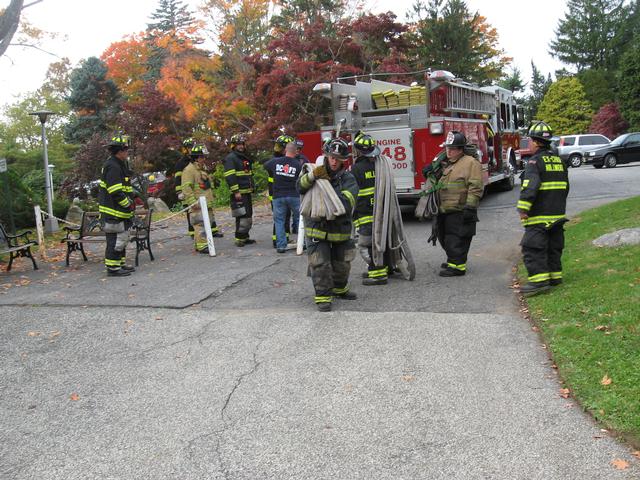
1, 164, 639, 479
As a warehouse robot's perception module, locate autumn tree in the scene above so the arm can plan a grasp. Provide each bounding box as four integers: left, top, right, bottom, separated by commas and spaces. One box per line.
65, 57, 121, 144
406, 0, 510, 84
536, 77, 593, 135
549, 0, 628, 71
589, 103, 628, 138
101, 35, 153, 102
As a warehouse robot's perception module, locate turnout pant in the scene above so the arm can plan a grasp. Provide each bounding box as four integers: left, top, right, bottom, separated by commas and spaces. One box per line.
191, 207, 219, 252
436, 211, 477, 272
359, 224, 390, 280
230, 193, 253, 242
307, 239, 356, 304
521, 223, 565, 284
104, 219, 132, 271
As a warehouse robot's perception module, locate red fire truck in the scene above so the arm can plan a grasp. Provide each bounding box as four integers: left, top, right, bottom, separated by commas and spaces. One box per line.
298, 70, 521, 203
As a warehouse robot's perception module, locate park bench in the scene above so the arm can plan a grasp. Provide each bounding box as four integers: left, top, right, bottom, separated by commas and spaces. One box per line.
0, 222, 38, 271
62, 210, 154, 267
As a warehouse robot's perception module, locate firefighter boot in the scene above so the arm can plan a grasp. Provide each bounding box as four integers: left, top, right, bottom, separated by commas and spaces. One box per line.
107, 269, 131, 277
520, 281, 551, 296
333, 287, 357, 299
317, 302, 332, 312
550, 278, 563, 286
439, 266, 465, 277
121, 265, 136, 273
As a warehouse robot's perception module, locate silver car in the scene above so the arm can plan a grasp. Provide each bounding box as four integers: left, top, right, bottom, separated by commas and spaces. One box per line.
557, 134, 611, 168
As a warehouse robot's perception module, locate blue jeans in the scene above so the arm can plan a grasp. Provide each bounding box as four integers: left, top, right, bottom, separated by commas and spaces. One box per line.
273, 196, 300, 249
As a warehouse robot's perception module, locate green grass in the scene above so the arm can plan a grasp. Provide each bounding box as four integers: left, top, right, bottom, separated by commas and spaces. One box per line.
523, 196, 640, 446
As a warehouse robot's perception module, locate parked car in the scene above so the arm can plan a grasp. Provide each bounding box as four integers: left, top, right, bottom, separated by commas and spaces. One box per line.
557, 134, 611, 168
584, 132, 640, 168
516, 136, 534, 168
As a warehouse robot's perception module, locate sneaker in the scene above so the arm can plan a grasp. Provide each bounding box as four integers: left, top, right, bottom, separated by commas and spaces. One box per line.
120, 265, 136, 273
107, 269, 131, 277
439, 267, 465, 277
276, 248, 287, 253
520, 281, 551, 296
362, 277, 387, 286
550, 278, 563, 286
317, 302, 332, 312
335, 290, 357, 300
244, 239, 256, 245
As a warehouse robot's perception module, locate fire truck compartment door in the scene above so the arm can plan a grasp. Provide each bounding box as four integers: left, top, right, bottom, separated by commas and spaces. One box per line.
368, 128, 414, 191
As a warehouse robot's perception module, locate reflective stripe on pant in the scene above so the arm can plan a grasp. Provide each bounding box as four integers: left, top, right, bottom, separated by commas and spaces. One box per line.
191, 208, 218, 251
231, 193, 253, 241
436, 211, 476, 269
104, 219, 131, 270
521, 223, 565, 283
308, 239, 355, 303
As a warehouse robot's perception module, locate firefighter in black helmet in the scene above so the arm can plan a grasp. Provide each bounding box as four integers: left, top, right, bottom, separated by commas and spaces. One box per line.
518, 121, 569, 296
173, 137, 196, 237
223, 133, 255, 246
433, 131, 483, 277
297, 138, 359, 311
98, 134, 136, 277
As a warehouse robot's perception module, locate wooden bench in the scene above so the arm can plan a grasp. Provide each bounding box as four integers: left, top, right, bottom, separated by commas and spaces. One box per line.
0, 223, 38, 271
62, 210, 154, 267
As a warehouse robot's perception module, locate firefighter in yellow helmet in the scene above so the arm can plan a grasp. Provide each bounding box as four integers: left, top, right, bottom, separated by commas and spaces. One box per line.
173, 137, 196, 237
181, 144, 223, 254
223, 133, 255, 246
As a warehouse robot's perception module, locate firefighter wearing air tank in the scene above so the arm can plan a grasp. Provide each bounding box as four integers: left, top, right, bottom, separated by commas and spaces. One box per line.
98, 134, 136, 277
434, 131, 483, 277
297, 138, 359, 312
173, 137, 196, 237
351, 133, 390, 285
181, 144, 222, 254
224, 134, 256, 247
517, 121, 569, 296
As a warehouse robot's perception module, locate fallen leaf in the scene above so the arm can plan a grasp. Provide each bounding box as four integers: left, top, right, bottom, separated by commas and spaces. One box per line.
27, 331, 41, 337
70, 393, 80, 401
155, 316, 163, 321
611, 459, 629, 470
559, 388, 570, 398
402, 375, 415, 382
601, 375, 612, 386
595, 325, 610, 332
49, 331, 61, 340
632, 451, 640, 459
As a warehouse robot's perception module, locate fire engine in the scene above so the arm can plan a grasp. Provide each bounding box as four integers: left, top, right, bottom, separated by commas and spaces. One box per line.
298, 70, 522, 203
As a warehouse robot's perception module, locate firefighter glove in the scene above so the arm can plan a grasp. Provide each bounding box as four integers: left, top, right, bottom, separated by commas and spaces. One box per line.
312, 165, 330, 180
463, 206, 478, 223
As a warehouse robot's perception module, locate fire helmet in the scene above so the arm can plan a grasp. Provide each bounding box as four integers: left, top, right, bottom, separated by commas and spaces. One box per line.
528, 121, 553, 143
229, 134, 247, 148
353, 133, 380, 157
182, 137, 196, 149
190, 144, 209, 158
326, 138, 350, 160
107, 134, 130, 151
440, 131, 467, 148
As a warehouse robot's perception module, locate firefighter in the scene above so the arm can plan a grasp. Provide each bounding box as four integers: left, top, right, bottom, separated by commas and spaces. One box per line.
297, 138, 359, 312
351, 132, 390, 285
173, 137, 196, 237
434, 131, 483, 276
181, 144, 222, 254
223, 133, 255, 247
265, 134, 295, 247
518, 121, 569, 296
98, 134, 135, 277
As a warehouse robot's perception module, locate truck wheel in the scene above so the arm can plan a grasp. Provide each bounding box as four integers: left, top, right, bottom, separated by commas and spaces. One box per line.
568, 154, 582, 168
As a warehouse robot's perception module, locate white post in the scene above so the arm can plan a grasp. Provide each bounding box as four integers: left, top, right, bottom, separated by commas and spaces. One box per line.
296, 212, 305, 255
198, 196, 216, 257
34, 205, 46, 260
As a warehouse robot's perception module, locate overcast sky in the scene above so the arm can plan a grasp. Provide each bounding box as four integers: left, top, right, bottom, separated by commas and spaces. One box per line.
0, 0, 567, 107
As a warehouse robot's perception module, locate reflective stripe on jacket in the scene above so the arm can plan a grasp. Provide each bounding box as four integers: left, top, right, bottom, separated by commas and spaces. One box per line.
98, 156, 133, 221
181, 162, 215, 207
223, 150, 254, 194
351, 155, 375, 229
438, 154, 483, 213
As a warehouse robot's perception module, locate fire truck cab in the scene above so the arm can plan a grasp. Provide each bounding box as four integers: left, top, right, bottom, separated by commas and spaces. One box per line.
299, 70, 520, 203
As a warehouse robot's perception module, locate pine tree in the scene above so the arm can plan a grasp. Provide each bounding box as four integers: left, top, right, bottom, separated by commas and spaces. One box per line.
617, 36, 640, 130
536, 77, 593, 135
147, 0, 196, 34
498, 67, 525, 93
549, 0, 628, 71
64, 57, 121, 144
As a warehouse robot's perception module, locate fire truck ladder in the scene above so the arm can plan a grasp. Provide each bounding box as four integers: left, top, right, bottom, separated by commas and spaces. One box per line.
445, 83, 495, 115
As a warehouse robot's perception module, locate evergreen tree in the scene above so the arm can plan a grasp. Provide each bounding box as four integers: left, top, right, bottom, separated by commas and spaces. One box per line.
536, 77, 593, 135
147, 0, 196, 34
577, 69, 615, 110
65, 57, 121, 144
617, 36, 640, 130
498, 67, 525, 93
549, 0, 628, 71
521, 62, 552, 124
407, 0, 509, 84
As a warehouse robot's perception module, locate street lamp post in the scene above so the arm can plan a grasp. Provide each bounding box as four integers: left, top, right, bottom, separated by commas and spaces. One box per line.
29, 111, 58, 233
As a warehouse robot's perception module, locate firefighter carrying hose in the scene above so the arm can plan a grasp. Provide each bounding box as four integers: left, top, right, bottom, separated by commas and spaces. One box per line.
98, 134, 136, 277
427, 131, 483, 277
517, 121, 569, 296
297, 138, 359, 311
223, 134, 256, 247
351, 132, 390, 285
182, 144, 223, 254
172, 137, 196, 237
